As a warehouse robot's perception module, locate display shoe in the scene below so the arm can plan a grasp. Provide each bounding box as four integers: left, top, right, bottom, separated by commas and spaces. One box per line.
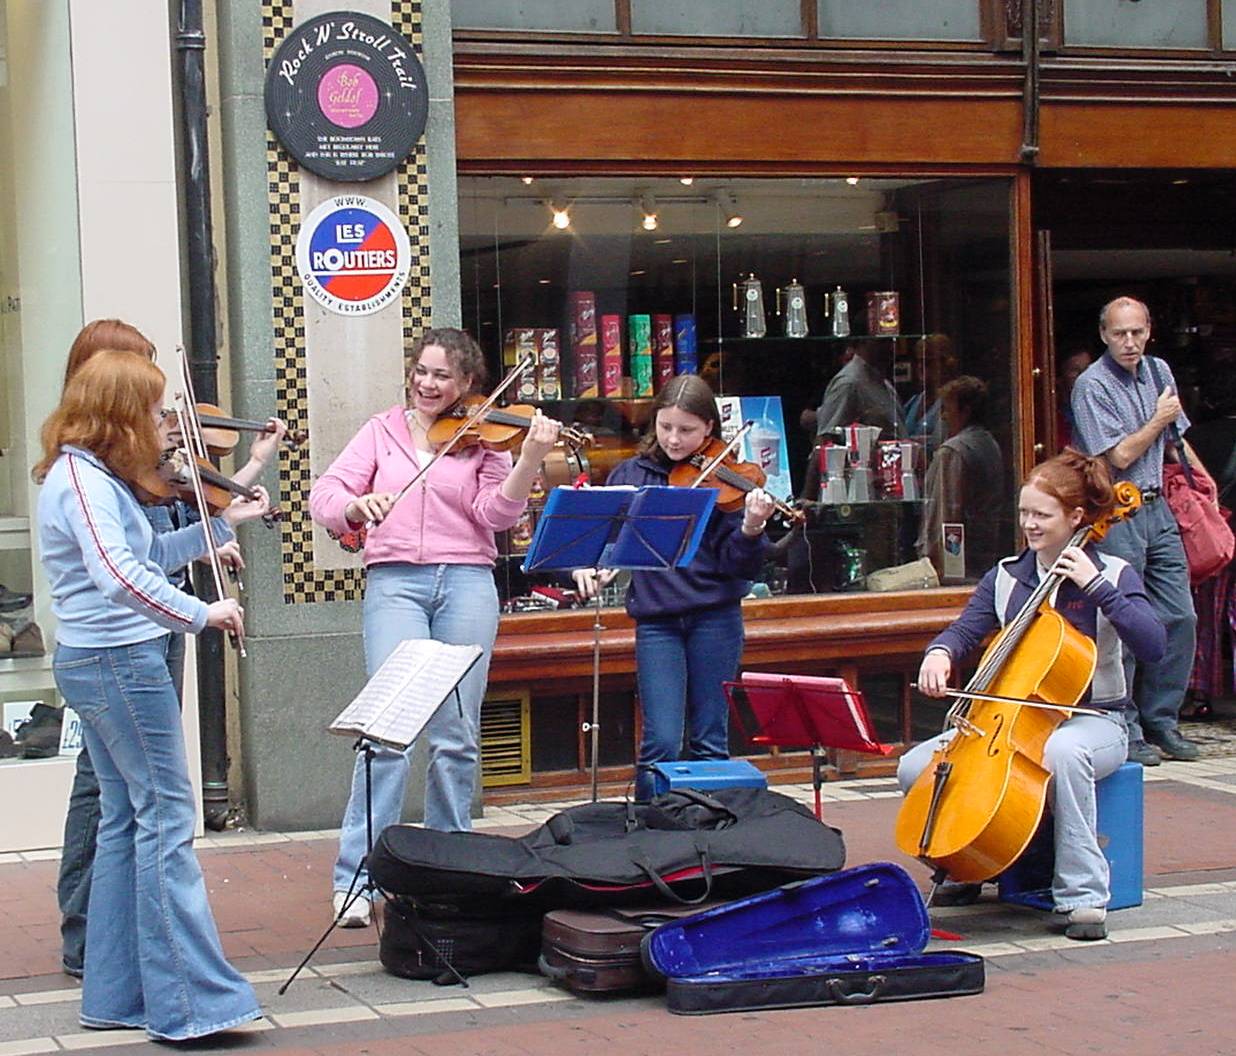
1125, 739, 1162, 767
15, 703, 63, 759
9, 620, 44, 656
931, 881, 983, 907
1145, 727, 1201, 762
1061, 906, 1107, 941
0, 730, 19, 759
332, 890, 371, 928
0, 622, 12, 655
0, 584, 33, 612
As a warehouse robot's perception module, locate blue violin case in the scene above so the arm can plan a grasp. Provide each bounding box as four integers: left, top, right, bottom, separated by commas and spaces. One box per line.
641, 862, 985, 1014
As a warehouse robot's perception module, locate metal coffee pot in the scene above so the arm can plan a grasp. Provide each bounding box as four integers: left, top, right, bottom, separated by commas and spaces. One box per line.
732, 273, 767, 338
823, 285, 850, 338
776, 279, 809, 338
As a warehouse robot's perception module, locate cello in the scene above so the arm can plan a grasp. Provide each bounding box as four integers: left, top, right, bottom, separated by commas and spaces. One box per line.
893, 482, 1141, 885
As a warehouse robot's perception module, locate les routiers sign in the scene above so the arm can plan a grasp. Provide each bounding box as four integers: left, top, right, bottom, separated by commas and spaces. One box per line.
265, 11, 428, 182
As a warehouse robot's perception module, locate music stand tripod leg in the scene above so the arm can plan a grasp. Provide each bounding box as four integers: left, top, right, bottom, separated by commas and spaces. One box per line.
585, 574, 603, 802
812, 746, 823, 821
280, 739, 380, 993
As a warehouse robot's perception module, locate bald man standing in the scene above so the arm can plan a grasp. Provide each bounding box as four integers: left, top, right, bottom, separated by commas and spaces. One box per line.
1071, 296, 1200, 766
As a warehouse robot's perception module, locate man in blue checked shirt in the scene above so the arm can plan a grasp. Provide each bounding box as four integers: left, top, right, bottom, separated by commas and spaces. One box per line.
1070, 296, 1202, 765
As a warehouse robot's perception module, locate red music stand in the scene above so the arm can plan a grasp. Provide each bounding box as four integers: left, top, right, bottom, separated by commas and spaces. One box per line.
725, 672, 894, 820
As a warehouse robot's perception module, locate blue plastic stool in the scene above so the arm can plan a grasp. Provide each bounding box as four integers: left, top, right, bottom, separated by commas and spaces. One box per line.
998, 760, 1143, 911
649, 759, 768, 797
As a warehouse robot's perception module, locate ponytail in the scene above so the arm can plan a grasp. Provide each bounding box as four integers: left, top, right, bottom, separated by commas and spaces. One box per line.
1024, 447, 1114, 525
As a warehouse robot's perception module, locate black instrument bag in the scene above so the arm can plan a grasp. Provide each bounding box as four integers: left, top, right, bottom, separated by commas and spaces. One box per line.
641, 861, 985, 1014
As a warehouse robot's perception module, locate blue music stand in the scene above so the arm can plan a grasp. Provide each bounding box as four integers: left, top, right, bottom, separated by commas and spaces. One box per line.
522, 485, 718, 799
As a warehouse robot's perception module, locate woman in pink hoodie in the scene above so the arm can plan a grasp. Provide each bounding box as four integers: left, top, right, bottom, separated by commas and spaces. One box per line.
310, 328, 560, 927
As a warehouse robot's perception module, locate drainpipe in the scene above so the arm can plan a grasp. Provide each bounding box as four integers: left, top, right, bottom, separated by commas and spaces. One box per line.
174, 0, 230, 830
1020, 0, 1042, 164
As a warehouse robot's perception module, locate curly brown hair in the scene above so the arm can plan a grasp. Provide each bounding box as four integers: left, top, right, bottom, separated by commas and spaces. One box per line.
407, 327, 487, 395
34, 351, 165, 485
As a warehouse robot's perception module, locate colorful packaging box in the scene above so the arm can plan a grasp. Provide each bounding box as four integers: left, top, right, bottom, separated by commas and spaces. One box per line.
511, 328, 539, 401
536, 328, 561, 400
568, 291, 598, 398
674, 313, 698, 375
653, 314, 675, 390
600, 314, 623, 397
629, 314, 653, 397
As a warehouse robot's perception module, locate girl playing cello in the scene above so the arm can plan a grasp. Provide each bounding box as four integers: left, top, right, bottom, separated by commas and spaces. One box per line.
897, 450, 1165, 939
573, 374, 775, 802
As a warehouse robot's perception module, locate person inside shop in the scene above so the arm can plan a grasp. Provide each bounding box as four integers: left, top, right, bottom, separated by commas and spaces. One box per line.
35, 351, 269, 1040
814, 339, 907, 442
54, 318, 287, 980
899, 449, 1165, 940
1182, 367, 1236, 721
309, 326, 562, 927
571, 374, 775, 801
1071, 296, 1202, 765
1056, 342, 1094, 450
916, 375, 1004, 581
903, 332, 960, 454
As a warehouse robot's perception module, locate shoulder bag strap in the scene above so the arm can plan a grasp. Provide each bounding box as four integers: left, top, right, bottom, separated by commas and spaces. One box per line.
1146, 357, 1196, 489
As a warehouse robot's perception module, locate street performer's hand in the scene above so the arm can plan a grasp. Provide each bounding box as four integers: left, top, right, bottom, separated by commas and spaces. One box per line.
572, 567, 618, 601
917, 649, 952, 698
346, 492, 395, 526
1053, 545, 1100, 589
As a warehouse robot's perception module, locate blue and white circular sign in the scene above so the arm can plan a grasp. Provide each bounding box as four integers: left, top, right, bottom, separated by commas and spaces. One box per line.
295, 194, 411, 315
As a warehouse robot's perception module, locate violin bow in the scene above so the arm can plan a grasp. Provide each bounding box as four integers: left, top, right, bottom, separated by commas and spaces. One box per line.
173, 347, 246, 657
368, 353, 535, 529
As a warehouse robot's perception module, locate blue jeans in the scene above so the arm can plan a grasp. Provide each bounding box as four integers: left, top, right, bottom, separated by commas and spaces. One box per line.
333, 563, 499, 893
53, 639, 258, 1041
633, 602, 745, 801
1098, 498, 1196, 739
58, 633, 184, 976
897, 712, 1127, 908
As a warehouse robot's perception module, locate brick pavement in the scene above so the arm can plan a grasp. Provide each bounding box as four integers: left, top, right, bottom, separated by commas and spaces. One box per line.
2, 760, 1236, 1055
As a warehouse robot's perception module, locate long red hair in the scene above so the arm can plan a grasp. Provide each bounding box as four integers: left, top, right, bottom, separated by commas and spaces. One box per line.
34, 351, 165, 484
63, 319, 156, 390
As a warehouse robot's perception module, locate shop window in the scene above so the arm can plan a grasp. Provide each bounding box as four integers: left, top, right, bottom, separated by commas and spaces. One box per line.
630, 0, 804, 38
1063, 0, 1208, 48
450, 0, 618, 33
458, 175, 1017, 615
1225, 1, 1236, 49
817, 0, 982, 41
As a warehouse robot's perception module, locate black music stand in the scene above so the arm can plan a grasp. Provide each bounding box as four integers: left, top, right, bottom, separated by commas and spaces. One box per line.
522, 485, 718, 801
725, 672, 893, 819
280, 640, 482, 993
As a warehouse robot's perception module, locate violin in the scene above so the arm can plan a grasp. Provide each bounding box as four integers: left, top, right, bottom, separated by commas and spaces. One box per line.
668, 435, 805, 525
893, 482, 1142, 885
132, 449, 283, 528
426, 397, 591, 453
190, 403, 306, 456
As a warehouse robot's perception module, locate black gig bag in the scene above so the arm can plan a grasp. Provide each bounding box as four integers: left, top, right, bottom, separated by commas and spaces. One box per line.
369, 787, 846, 909
641, 862, 985, 1014
380, 898, 543, 984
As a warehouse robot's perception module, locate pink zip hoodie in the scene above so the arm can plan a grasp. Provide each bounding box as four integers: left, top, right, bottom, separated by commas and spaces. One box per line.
309, 406, 527, 567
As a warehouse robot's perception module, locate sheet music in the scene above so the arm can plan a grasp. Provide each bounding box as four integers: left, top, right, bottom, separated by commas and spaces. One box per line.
329, 639, 483, 750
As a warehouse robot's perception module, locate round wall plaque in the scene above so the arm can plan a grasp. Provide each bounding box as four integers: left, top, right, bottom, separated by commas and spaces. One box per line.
265, 11, 428, 182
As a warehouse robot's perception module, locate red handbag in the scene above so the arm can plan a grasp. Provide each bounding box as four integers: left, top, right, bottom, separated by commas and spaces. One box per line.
1162, 457, 1235, 585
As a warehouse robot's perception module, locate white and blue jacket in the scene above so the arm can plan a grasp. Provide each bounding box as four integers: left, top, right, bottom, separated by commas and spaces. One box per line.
926, 545, 1166, 710
37, 446, 234, 648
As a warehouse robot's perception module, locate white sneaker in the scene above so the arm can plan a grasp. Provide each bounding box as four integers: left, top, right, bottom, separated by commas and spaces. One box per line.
332, 890, 371, 928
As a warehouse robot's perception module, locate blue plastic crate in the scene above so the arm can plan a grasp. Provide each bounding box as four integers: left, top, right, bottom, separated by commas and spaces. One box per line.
998, 760, 1143, 911
650, 759, 768, 796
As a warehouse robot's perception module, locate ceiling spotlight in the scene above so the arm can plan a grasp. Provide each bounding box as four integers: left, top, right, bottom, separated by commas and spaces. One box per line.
679, 176, 694, 185
549, 199, 571, 230
714, 190, 743, 229
639, 192, 659, 232
521, 176, 534, 185
846, 176, 860, 186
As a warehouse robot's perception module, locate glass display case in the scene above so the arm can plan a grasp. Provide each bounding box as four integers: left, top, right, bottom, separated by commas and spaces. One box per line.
458, 175, 1018, 614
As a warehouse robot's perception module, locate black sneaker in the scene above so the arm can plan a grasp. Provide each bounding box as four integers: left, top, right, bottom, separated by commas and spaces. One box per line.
15, 703, 62, 758
1146, 727, 1201, 762
1126, 739, 1162, 767
931, 881, 983, 906
0, 584, 32, 612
